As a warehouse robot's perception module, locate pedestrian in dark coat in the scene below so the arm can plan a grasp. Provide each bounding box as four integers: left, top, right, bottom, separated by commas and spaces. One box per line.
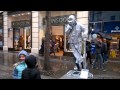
22, 55, 41, 79
39, 38, 44, 56
86, 41, 92, 64
92, 35, 104, 70
101, 39, 108, 64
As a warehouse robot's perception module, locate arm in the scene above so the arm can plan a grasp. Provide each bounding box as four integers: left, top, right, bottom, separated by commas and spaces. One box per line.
96, 41, 102, 48
65, 24, 72, 35
12, 67, 19, 79
80, 24, 88, 40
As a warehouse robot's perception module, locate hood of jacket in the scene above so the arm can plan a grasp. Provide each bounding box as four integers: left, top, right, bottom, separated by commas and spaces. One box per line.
25, 55, 37, 68
18, 50, 29, 58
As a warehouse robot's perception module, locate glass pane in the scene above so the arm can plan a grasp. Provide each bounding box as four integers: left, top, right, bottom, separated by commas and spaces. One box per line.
25, 27, 31, 49
64, 24, 72, 52
8, 28, 13, 48
0, 29, 3, 47
14, 28, 20, 50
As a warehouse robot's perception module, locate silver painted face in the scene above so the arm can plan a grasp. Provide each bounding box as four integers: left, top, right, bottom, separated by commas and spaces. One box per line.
68, 15, 76, 26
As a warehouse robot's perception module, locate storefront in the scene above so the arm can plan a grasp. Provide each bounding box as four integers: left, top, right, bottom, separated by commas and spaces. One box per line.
1, 11, 88, 54
103, 21, 120, 58
7, 11, 32, 51
0, 14, 3, 50
42, 11, 76, 55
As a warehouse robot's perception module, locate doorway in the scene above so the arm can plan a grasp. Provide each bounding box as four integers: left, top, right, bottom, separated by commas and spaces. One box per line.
13, 27, 31, 51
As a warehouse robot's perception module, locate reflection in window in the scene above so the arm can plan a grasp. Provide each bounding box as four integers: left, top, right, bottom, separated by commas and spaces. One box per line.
64, 25, 72, 52
0, 28, 3, 47
110, 16, 115, 21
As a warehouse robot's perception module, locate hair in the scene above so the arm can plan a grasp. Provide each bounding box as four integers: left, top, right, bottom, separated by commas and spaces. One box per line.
25, 55, 37, 68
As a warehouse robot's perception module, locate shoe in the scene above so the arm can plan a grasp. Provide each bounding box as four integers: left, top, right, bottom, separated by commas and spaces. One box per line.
96, 67, 99, 70
105, 61, 108, 64
102, 69, 106, 72
100, 68, 106, 71
74, 66, 77, 70
92, 66, 96, 69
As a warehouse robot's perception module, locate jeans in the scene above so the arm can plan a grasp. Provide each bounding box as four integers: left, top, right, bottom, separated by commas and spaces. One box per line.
102, 53, 108, 63
93, 53, 103, 69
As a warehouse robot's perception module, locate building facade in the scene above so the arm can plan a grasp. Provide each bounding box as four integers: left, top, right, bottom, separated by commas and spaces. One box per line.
0, 11, 89, 55
89, 11, 120, 58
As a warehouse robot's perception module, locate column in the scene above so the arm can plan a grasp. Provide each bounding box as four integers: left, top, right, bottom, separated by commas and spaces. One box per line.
76, 11, 89, 33
31, 11, 39, 54
76, 11, 89, 69
3, 11, 8, 52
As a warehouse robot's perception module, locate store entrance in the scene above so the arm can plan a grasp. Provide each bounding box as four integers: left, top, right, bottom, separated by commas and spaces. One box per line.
13, 27, 31, 51
50, 26, 64, 56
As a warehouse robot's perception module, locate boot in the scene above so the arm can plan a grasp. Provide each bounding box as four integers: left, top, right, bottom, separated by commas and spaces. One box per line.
76, 63, 81, 71
81, 62, 84, 69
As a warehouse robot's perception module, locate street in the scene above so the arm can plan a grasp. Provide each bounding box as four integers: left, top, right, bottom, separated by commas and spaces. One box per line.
0, 51, 120, 79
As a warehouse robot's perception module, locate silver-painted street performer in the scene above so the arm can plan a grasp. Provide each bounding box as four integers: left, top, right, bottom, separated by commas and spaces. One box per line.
65, 15, 88, 71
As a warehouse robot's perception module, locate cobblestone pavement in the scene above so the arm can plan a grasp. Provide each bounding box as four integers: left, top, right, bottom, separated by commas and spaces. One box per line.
0, 51, 120, 79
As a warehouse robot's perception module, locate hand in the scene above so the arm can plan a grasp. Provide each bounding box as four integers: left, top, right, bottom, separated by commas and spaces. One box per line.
82, 34, 88, 39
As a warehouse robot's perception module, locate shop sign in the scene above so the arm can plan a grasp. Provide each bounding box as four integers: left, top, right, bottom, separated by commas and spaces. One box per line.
12, 20, 31, 28
43, 14, 75, 26
111, 26, 120, 33
103, 22, 120, 34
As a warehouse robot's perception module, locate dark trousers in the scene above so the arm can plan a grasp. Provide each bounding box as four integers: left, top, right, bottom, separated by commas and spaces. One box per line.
87, 51, 92, 64
93, 53, 103, 69
102, 53, 108, 63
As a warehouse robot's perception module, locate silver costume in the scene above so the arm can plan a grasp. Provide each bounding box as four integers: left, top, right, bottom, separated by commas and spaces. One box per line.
65, 15, 88, 71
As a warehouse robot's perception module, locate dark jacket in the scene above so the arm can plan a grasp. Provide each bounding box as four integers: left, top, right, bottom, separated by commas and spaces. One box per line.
86, 41, 91, 52
22, 55, 41, 79
101, 42, 107, 54
94, 39, 102, 54
39, 40, 44, 55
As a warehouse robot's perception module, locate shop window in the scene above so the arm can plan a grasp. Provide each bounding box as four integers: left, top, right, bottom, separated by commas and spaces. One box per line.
0, 28, 3, 47
64, 24, 72, 52
110, 16, 115, 21
8, 28, 13, 48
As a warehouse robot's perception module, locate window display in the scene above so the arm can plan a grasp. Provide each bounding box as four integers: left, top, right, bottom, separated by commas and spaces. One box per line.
110, 37, 120, 58
8, 28, 13, 48
13, 27, 31, 50
0, 29, 3, 47
25, 27, 31, 49
14, 29, 20, 50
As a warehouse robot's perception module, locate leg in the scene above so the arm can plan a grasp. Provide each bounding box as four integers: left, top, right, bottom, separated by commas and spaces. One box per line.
102, 53, 105, 63
88, 51, 92, 64
93, 53, 99, 68
70, 43, 83, 71
98, 54, 103, 69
